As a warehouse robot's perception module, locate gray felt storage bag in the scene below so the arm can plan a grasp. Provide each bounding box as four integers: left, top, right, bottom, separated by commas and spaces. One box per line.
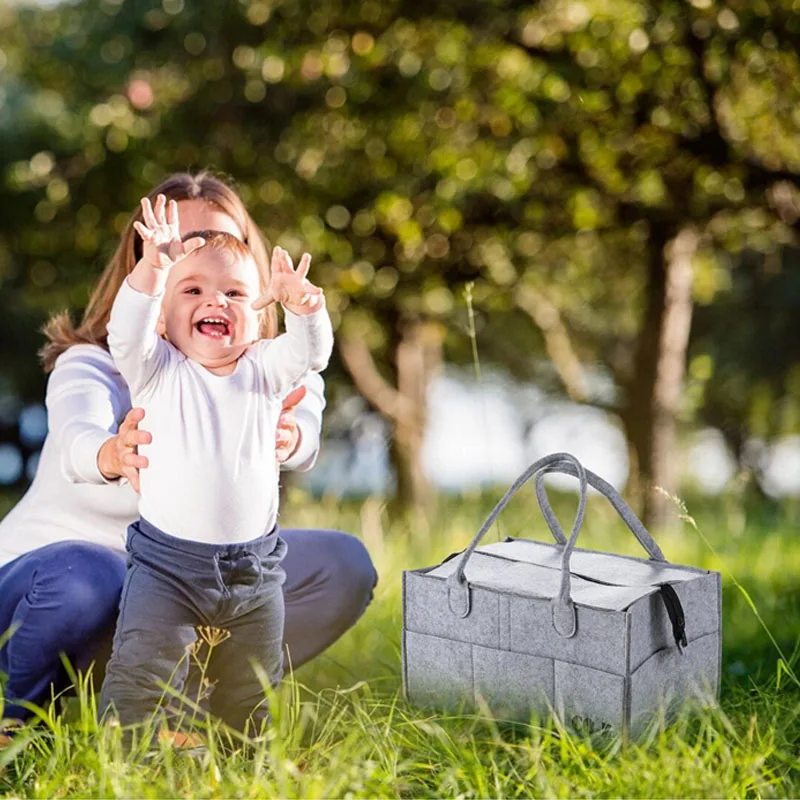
402, 453, 721, 737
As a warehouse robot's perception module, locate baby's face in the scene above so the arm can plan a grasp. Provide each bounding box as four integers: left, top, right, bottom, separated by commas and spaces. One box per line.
159, 247, 262, 373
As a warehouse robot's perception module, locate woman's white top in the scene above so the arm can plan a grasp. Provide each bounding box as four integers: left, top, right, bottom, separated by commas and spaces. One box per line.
0, 305, 327, 566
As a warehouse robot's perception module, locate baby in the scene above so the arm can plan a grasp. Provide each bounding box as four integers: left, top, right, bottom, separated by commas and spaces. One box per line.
98, 195, 333, 738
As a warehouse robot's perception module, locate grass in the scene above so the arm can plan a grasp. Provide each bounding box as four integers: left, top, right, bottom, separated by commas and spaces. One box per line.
1, 486, 800, 798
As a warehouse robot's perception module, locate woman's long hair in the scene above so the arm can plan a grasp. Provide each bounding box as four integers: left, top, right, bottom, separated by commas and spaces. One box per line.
40, 171, 276, 372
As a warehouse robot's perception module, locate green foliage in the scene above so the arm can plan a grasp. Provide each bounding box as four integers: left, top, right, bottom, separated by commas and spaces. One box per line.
2, 0, 799, 429
1, 490, 800, 797
689, 248, 800, 447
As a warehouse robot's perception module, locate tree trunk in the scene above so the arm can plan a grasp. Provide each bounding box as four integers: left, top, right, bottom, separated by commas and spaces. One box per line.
515, 283, 589, 402
339, 319, 442, 516
623, 227, 697, 528
391, 320, 441, 515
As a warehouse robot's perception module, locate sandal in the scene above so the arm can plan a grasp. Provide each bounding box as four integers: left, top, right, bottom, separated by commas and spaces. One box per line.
157, 729, 205, 748
156, 728, 207, 757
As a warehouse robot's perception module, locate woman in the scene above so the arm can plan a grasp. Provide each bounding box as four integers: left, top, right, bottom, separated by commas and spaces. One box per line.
0, 172, 377, 726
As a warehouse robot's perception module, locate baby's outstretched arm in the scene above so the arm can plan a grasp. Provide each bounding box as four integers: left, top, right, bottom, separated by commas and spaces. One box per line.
250, 248, 333, 397
252, 247, 324, 316
108, 196, 205, 395
129, 195, 205, 296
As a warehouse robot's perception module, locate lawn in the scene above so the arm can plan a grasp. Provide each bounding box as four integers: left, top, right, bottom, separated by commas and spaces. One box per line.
1, 487, 799, 798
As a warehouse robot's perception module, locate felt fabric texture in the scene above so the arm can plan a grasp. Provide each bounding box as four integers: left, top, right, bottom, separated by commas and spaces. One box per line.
402, 455, 722, 735
554, 660, 626, 730
484, 539, 707, 585
472, 644, 554, 719
628, 631, 721, 737
627, 572, 721, 671
402, 630, 474, 711
428, 551, 661, 612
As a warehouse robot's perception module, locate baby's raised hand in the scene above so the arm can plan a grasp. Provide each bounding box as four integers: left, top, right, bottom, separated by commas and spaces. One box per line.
252, 247, 324, 316
133, 195, 204, 271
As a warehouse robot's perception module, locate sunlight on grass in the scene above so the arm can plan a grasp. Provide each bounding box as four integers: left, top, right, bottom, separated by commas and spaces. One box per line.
2, 489, 799, 797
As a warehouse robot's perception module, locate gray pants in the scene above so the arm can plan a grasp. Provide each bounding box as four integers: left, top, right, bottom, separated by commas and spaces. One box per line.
99, 518, 287, 734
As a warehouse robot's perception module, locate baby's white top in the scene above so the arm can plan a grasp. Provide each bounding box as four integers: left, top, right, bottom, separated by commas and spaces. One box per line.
103, 279, 332, 544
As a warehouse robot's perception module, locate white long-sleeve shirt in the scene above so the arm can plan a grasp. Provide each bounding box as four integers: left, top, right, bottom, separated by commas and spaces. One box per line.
0, 339, 327, 568
105, 279, 333, 544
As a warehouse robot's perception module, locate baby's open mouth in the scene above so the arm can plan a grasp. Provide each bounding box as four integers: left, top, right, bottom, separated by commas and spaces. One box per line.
195, 317, 231, 338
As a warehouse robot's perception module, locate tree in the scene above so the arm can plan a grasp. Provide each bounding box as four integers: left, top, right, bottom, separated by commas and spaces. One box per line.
427, 0, 800, 523
2, 0, 799, 520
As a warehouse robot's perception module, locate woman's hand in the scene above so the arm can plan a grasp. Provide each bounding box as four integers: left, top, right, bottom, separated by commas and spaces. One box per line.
96, 407, 152, 493
276, 386, 306, 464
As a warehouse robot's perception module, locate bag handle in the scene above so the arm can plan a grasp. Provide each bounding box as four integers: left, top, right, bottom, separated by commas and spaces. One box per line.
446, 453, 588, 629
446, 453, 666, 639
533, 458, 665, 563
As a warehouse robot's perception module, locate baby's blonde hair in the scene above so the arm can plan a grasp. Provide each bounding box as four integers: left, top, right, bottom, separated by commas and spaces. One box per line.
184, 229, 255, 263
41, 172, 275, 372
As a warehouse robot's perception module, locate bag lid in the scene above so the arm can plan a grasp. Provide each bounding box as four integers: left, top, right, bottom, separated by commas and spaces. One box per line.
426, 538, 708, 612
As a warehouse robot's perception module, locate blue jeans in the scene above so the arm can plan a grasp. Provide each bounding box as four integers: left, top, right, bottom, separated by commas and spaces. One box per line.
0, 530, 377, 721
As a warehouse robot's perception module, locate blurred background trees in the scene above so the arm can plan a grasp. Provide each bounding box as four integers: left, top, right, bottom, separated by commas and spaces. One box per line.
1, 0, 799, 525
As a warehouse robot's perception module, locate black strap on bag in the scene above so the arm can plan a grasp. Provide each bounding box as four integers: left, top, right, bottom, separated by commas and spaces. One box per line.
659, 584, 687, 654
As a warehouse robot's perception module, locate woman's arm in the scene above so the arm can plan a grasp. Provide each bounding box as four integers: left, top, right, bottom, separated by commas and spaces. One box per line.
280, 372, 326, 472
45, 346, 135, 484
